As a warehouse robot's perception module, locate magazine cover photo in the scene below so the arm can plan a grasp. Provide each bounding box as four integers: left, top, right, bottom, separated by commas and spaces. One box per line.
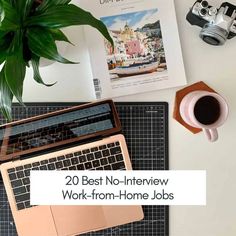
101, 9, 168, 82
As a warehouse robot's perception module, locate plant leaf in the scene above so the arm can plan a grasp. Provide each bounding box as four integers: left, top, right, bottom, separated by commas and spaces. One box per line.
0, 30, 8, 39
0, 34, 11, 51
49, 28, 73, 44
31, 54, 57, 87
0, 66, 13, 121
26, 27, 76, 64
0, 47, 7, 63
8, 0, 16, 7
0, 0, 20, 31
0, 56, 5, 64
26, 4, 114, 47
37, 0, 72, 12
4, 51, 26, 105
8, 29, 23, 55
0, 0, 4, 23
15, 0, 34, 21
0, 33, 13, 64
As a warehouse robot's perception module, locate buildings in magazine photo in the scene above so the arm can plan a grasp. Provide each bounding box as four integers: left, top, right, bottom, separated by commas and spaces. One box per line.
101, 9, 168, 81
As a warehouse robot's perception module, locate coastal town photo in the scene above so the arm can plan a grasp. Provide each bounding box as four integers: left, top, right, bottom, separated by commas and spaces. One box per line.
101, 9, 168, 81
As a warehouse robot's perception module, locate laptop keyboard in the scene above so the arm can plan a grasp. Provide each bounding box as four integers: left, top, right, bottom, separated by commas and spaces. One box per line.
7, 142, 125, 211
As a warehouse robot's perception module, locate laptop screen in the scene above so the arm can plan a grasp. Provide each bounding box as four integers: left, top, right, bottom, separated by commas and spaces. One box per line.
0, 100, 121, 161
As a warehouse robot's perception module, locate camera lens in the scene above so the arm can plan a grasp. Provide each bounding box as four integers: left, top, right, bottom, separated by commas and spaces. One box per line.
200, 8, 208, 16
200, 24, 228, 46
201, 1, 208, 8
202, 36, 220, 45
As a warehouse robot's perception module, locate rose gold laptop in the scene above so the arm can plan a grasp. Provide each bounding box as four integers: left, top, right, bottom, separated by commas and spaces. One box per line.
0, 100, 143, 236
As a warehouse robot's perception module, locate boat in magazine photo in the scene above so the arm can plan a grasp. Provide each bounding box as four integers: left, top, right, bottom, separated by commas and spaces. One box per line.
102, 9, 168, 81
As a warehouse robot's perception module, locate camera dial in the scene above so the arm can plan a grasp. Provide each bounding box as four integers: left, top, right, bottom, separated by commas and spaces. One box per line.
201, 1, 209, 8
208, 7, 218, 16
200, 8, 208, 16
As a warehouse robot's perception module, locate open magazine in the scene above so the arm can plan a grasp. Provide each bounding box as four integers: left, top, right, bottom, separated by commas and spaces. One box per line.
80, 0, 186, 99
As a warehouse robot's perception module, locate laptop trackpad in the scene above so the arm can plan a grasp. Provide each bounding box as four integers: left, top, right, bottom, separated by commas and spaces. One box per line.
51, 206, 106, 236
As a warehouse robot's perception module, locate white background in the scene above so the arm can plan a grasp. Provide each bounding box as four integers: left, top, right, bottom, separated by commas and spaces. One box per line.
20, 0, 236, 235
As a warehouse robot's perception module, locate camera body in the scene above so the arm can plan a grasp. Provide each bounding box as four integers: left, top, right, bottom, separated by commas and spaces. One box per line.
187, 0, 236, 45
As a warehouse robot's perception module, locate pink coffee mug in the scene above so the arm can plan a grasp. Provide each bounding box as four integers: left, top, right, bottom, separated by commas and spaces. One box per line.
180, 90, 229, 142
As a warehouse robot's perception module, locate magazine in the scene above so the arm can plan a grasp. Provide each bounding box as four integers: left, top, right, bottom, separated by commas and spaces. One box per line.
80, 0, 187, 99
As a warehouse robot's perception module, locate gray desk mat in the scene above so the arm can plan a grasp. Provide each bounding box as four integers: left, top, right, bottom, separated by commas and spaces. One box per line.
0, 102, 169, 236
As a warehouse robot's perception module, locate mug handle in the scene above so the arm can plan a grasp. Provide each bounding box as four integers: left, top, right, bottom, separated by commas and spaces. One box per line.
203, 128, 218, 142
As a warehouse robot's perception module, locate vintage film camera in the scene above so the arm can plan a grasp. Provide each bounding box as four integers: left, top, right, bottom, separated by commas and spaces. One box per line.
186, 1, 236, 45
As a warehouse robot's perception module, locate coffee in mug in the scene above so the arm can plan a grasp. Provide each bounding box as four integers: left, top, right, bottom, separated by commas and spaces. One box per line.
180, 91, 229, 142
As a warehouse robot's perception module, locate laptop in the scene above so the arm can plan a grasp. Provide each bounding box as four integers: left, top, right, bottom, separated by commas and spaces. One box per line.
0, 100, 144, 236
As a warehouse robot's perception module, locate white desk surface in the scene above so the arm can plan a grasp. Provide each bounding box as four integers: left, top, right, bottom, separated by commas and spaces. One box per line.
22, 0, 236, 235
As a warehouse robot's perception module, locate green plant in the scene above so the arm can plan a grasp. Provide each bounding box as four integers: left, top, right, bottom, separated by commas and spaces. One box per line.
0, 0, 113, 121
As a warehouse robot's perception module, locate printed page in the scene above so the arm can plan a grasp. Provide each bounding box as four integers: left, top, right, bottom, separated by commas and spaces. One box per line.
81, 0, 187, 98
